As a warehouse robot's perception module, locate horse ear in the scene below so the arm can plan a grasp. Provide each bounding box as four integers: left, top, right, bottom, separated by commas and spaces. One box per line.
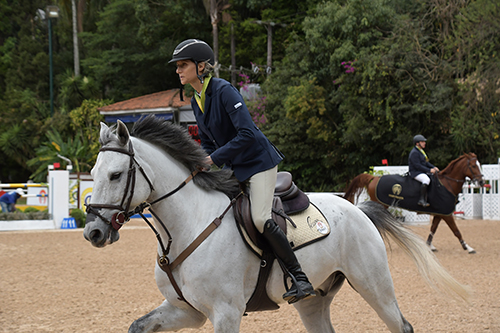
116, 120, 130, 146
99, 122, 110, 146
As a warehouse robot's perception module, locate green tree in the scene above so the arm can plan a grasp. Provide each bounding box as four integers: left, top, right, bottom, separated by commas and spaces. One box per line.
446, 0, 500, 161
27, 99, 107, 182
81, 0, 211, 101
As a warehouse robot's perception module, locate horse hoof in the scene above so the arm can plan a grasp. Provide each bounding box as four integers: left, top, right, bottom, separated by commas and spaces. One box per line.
428, 243, 437, 252
467, 247, 476, 254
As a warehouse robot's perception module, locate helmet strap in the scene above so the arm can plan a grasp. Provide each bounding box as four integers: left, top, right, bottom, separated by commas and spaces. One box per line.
195, 61, 206, 84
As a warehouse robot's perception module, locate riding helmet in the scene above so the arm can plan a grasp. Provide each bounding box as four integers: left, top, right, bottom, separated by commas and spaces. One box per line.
169, 39, 214, 66
413, 134, 427, 145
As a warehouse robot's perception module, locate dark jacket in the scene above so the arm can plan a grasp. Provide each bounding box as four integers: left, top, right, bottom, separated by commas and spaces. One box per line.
0, 191, 20, 204
408, 146, 436, 177
191, 78, 283, 182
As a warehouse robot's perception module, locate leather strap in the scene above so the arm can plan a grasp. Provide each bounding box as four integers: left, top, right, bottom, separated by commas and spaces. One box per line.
157, 254, 196, 309
154, 192, 242, 310
169, 217, 222, 270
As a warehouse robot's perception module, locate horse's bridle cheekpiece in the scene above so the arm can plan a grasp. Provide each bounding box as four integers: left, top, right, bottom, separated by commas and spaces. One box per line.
86, 141, 156, 231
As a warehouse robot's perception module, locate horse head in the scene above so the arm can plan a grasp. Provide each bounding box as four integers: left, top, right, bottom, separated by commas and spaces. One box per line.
463, 153, 485, 187
83, 120, 154, 248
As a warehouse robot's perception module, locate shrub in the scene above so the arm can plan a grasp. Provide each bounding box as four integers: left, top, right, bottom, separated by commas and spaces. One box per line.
0, 211, 50, 220
23, 207, 42, 213
70, 208, 87, 228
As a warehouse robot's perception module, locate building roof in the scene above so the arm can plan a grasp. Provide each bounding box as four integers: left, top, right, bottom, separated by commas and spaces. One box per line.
98, 89, 191, 115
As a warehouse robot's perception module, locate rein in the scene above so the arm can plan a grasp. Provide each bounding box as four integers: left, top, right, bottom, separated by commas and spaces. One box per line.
87, 140, 241, 310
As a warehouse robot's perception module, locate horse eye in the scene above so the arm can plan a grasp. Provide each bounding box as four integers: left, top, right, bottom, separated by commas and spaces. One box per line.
110, 172, 122, 181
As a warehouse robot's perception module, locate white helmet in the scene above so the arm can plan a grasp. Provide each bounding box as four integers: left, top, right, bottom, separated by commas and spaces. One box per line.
15, 188, 24, 196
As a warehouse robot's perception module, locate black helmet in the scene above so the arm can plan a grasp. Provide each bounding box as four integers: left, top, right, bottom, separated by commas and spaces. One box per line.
169, 39, 214, 66
413, 134, 427, 145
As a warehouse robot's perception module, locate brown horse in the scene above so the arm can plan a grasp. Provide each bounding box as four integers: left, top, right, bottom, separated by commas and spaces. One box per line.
344, 153, 485, 254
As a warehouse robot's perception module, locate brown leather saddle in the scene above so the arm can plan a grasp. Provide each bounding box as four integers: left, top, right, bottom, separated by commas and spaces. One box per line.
233, 171, 311, 313
235, 171, 310, 252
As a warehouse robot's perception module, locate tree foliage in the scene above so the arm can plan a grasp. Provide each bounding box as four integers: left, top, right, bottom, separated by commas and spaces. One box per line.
264, 0, 500, 191
0, 0, 498, 188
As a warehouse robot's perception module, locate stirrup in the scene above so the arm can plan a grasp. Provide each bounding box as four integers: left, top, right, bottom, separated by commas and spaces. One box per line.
418, 200, 430, 207
282, 274, 316, 304
283, 286, 316, 304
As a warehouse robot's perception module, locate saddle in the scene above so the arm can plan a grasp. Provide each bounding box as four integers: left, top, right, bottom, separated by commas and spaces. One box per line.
236, 172, 310, 252
233, 171, 329, 313
375, 174, 457, 216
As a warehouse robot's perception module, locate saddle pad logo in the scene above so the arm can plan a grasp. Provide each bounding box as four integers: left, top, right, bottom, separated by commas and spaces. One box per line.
307, 216, 329, 235
389, 184, 404, 200
315, 220, 329, 235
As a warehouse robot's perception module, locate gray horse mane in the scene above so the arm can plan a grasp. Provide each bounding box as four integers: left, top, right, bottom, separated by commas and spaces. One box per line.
128, 115, 240, 198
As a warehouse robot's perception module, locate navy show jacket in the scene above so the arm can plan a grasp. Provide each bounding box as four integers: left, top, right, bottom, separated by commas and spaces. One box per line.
191, 78, 283, 182
408, 146, 436, 178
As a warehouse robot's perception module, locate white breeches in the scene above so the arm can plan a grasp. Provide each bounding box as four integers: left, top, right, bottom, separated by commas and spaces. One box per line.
414, 173, 431, 185
248, 166, 278, 233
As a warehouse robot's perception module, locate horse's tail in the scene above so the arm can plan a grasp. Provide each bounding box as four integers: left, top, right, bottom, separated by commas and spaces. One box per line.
343, 173, 376, 204
358, 200, 472, 302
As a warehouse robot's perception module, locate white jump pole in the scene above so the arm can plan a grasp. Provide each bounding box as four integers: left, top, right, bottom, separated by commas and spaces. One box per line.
48, 170, 69, 229
0, 183, 45, 188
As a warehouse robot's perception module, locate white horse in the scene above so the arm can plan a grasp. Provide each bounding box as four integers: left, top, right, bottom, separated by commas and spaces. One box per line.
83, 116, 470, 333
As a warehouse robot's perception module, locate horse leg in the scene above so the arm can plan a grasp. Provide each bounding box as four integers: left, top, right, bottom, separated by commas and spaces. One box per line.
336, 239, 413, 333
208, 303, 245, 333
128, 300, 206, 333
443, 215, 476, 254
294, 293, 336, 333
293, 272, 345, 333
426, 216, 441, 251
347, 272, 413, 333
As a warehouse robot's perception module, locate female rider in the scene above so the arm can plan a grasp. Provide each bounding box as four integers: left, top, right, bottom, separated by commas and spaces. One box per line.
169, 39, 315, 304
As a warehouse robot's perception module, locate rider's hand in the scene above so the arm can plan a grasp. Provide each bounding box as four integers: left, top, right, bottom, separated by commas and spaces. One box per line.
197, 156, 213, 172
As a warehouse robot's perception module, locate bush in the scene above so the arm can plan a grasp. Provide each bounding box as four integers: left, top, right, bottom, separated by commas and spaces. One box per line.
70, 208, 87, 228
23, 207, 42, 213
0, 211, 51, 220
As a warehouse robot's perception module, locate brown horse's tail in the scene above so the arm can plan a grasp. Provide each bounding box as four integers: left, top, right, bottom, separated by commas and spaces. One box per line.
343, 174, 376, 204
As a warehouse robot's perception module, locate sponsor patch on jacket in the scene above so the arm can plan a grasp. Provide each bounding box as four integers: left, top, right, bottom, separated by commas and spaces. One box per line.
234, 102, 242, 109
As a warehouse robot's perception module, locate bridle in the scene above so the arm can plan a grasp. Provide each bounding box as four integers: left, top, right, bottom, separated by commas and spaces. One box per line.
86, 141, 157, 231
440, 156, 483, 185
86, 139, 239, 309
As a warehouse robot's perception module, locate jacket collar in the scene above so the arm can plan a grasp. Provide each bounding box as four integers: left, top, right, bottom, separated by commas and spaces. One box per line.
201, 78, 214, 122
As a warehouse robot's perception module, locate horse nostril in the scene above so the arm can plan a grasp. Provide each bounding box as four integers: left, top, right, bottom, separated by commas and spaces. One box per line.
89, 229, 103, 244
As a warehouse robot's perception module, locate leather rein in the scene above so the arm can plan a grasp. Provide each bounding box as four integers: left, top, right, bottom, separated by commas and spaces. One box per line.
86, 140, 240, 310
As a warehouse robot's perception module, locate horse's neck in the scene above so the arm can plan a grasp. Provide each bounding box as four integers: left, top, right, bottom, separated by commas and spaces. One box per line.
151, 184, 230, 256
439, 158, 466, 195
137, 141, 230, 255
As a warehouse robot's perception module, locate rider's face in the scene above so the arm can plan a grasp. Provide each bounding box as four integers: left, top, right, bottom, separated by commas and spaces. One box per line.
175, 60, 206, 88
417, 141, 426, 149
175, 60, 198, 86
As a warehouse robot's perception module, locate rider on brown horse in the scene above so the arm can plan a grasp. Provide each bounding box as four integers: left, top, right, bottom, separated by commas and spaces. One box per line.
409, 135, 440, 207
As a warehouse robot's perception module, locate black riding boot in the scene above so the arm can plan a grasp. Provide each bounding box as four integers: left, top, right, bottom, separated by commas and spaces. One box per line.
418, 184, 430, 207
262, 219, 316, 304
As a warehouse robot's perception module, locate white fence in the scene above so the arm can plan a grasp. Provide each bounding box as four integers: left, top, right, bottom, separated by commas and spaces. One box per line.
354, 160, 500, 222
